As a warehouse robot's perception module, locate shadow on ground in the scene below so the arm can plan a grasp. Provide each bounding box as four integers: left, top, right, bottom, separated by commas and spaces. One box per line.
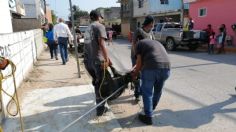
3, 92, 120, 132
111, 91, 236, 129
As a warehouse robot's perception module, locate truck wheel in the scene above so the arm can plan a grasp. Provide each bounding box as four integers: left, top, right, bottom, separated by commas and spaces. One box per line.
166, 38, 176, 51
188, 44, 199, 51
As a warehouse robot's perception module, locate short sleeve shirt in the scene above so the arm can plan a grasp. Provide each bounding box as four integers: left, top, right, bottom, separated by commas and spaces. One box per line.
89, 22, 107, 61
136, 39, 170, 69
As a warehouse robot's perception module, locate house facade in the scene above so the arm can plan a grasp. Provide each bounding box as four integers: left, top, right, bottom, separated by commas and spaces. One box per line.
149, 0, 189, 23
133, 0, 189, 30
103, 7, 121, 27
133, 0, 149, 28
46, 6, 52, 23
0, 0, 13, 33
188, 0, 236, 46
12, 0, 46, 31
77, 16, 90, 26
118, 0, 135, 37
97, 7, 121, 27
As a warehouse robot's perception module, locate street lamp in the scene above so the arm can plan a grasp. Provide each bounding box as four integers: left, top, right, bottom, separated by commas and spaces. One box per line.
69, 0, 81, 78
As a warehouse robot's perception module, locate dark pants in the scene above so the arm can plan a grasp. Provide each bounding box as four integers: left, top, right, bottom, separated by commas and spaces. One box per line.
141, 68, 170, 117
131, 51, 141, 98
48, 41, 58, 58
84, 59, 106, 109
209, 44, 214, 54
58, 37, 69, 64
218, 43, 225, 54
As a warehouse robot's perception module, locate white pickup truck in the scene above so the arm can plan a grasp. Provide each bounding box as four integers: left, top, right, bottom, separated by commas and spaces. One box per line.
153, 22, 207, 51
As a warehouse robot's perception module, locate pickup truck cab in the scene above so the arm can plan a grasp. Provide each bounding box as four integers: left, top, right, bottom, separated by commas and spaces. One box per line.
153, 22, 207, 51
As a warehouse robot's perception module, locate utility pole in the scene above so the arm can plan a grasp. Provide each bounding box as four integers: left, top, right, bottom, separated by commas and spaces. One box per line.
181, 0, 185, 25
69, 0, 81, 78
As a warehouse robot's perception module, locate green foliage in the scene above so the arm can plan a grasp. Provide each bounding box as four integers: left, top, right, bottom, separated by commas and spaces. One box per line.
51, 10, 57, 24
70, 5, 89, 20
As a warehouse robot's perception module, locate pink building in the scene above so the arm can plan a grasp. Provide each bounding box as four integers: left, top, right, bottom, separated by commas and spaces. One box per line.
187, 0, 236, 46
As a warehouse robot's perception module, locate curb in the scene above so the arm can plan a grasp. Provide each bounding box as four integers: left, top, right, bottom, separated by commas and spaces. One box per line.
199, 45, 236, 53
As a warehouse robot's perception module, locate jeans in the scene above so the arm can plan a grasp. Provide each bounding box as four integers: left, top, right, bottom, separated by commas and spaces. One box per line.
141, 68, 170, 117
58, 37, 69, 64
131, 51, 141, 98
84, 59, 106, 109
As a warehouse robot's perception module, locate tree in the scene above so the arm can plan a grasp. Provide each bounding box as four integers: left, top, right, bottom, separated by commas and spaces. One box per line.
69, 5, 89, 20
51, 10, 57, 24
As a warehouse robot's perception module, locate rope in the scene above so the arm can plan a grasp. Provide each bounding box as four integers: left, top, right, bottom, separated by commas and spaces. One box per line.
0, 59, 24, 132
99, 62, 107, 100
59, 80, 125, 132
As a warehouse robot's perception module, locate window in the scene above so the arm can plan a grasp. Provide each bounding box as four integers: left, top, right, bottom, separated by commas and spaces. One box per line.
199, 8, 207, 17
160, 0, 169, 4
156, 24, 163, 32
138, 0, 144, 8
164, 24, 182, 29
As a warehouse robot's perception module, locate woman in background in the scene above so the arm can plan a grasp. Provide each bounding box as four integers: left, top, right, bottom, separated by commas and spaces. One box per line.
46, 23, 58, 60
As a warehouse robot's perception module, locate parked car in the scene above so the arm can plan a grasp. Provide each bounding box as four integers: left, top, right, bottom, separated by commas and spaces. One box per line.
106, 27, 117, 39
76, 26, 88, 52
153, 22, 207, 51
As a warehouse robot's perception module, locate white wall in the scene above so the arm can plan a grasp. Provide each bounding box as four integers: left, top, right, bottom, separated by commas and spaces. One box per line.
0, 0, 13, 33
133, 0, 149, 17
0, 29, 44, 118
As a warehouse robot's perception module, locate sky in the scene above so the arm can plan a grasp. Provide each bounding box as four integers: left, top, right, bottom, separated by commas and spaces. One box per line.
46, 0, 120, 20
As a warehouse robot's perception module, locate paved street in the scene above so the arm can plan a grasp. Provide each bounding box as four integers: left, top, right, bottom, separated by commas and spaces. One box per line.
107, 39, 236, 132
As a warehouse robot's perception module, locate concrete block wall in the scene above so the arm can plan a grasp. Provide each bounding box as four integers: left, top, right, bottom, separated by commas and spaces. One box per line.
0, 29, 44, 119
12, 18, 41, 32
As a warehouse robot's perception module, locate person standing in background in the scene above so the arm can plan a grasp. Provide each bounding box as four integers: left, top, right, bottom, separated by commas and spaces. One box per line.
209, 32, 216, 54
131, 15, 155, 102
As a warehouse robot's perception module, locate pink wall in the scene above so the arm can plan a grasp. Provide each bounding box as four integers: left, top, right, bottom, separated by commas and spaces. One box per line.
189, 0, 236, 46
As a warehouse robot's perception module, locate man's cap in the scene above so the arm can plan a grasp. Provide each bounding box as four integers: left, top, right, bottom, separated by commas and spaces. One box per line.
142, 15, 154, 26
90, 10, 104, 19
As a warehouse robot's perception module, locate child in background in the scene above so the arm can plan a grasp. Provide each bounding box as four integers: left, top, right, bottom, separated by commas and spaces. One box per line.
209, 32, 216, 54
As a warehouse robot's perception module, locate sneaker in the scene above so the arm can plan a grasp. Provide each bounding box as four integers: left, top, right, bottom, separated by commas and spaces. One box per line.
138, 114, 153, 125
96, 107, 109, 116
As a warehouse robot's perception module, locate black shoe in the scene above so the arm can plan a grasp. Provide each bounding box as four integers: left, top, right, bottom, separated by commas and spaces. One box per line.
138, 114, 153, 125
55, 57, 58, 60
96, 107, 109, 116
62, 62, 66, 65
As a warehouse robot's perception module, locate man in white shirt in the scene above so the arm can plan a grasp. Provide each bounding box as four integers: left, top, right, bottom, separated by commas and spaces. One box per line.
54, 18, 73, 65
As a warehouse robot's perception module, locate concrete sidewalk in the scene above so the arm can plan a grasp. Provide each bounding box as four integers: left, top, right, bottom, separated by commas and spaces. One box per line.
3, 49, 122, 132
